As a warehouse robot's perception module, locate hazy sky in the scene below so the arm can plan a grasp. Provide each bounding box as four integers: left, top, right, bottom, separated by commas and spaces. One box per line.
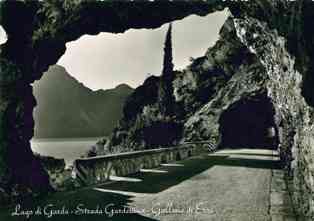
57, 9, 229, 90
0, 26, 7, 45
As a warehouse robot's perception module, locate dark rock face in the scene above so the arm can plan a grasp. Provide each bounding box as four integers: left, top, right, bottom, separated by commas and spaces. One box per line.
34, 154, 77, 191
142, 121, 183, 148
0, 1, 314, 219
35, 154, 65, 172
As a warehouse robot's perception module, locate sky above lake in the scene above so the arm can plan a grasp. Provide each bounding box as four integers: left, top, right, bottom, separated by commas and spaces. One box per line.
1, 10, 229, 91
58, 9, 229, 90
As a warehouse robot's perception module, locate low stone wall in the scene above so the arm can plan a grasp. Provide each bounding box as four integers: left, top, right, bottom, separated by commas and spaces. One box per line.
73, 144, 198, 186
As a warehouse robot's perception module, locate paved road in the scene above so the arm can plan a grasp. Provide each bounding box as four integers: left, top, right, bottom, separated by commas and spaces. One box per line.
1, 148, 285, 221
95, 148, 280, 221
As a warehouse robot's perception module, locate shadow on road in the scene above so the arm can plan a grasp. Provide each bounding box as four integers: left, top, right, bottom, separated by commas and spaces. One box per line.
0, 149, 279, 221
223, 152, 277, 157
100, 155, 228, 194
212, 156, 281, 169
99, 151, 279, 194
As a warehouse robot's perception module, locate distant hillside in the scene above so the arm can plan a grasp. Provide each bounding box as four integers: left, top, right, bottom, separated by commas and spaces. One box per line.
33, 65, 133, 138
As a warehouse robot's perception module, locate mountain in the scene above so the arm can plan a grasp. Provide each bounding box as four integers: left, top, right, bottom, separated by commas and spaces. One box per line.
33, 65, 133, 138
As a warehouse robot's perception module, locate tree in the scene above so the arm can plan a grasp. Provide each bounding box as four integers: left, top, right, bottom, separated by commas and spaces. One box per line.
161, 23, 174, 80
158, 23, 175, 116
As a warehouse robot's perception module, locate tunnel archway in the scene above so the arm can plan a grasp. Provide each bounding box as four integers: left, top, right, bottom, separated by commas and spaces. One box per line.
0, 0, 227, 196
218, 94, 278, 150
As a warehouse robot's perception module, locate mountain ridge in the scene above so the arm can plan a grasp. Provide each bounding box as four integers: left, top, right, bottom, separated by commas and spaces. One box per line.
33, 65, 133, 138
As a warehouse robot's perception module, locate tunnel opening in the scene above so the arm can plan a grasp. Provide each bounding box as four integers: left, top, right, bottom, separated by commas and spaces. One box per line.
0, 0, 230, 203
218, 94, 278, 150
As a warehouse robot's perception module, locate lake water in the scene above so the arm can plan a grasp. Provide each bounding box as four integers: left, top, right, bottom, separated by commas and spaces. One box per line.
31, 137, 101, 167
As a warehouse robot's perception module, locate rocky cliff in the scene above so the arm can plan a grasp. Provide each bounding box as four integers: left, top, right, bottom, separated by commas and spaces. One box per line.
109, 17, 266, 148
108, 9, 314, 221
33, 65, 133, 138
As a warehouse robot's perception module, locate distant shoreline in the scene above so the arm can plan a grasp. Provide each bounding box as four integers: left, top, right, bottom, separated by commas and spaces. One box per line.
31, 137, 104, 143
31, 137, 105, 167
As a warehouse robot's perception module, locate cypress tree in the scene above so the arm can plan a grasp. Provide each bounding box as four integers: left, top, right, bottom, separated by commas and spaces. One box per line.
162, 23, 174, 80
159, 23, 175, 116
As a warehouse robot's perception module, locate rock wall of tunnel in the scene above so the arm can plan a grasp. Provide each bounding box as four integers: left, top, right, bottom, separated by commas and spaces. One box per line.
0, 0, 314, 219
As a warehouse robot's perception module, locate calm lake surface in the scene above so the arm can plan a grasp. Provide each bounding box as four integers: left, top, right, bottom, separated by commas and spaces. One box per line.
31, 137, 101, 167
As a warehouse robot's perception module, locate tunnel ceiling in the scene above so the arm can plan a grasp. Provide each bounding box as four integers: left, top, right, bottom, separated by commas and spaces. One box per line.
2, 0, 314, 104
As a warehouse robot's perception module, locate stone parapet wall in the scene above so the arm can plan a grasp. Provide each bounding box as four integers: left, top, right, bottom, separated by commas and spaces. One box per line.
73, 144, 198, 186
